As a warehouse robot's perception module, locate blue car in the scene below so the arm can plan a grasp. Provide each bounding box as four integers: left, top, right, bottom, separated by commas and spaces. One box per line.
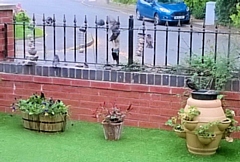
136, 0, 190, 25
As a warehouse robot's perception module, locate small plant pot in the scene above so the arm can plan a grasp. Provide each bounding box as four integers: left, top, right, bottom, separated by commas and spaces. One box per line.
102, 121, 123, 140
174, 129, 186, 138
184, 120, 198, 131
218, 118, 231, 131
197, 134, 216, 145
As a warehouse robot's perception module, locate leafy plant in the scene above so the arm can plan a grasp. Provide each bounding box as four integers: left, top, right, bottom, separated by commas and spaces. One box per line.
14, 11, 30, 23
187, 53, 234, 91
216, 0, 238, 25
224, 108, 240, 142
12, 92, 68, 116
178, 106, 200, 121
192, 5, 205, 19
166, 106, 199, 134
165, 116, 184, 131
184, 0, 211, 19
113, 0, 137, 4
195, 121, 219, 138
120, 62, 145, 72
230, 3, 240, 27
93, 102, 133, 123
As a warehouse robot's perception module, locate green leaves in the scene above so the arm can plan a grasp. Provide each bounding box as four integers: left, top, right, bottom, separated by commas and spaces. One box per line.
188, 54, 234, 91
179, 106, 200, 121
14, 11, 30, 23
195, 121, 219, 137
230, 3, 240, 27
13, 93, 68, 116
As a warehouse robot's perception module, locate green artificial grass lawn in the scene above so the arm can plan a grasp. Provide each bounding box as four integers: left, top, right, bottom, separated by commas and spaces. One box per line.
15, 24, 43, 39
1, 113, 240, 162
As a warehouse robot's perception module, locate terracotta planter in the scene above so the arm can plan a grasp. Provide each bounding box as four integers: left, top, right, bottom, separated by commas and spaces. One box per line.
197, 134, 216, 145
39, 114, 67, 132
184, 93, 226, 155
218, 118, 231, 131
174, 129, 186, 138
186, 130, 222, 155
184, 120, 198, 131
21, 112, 39, 131
102, 121, 123, 140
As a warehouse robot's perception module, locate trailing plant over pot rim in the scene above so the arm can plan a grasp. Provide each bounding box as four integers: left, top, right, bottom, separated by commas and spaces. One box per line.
11, 92, 68, 116
93, 102, 133, 141
223, 109, 240, 142
178, 106, 200, 121
165, 116, 186, 138
93, 102, 133, 123
165, 116, 184, 131
194, 121, 219, 138
178, 106, 200, 131
11, 92, 69, 132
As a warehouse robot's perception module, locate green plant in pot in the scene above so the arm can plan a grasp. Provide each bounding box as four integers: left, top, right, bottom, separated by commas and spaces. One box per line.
165, 116, 185, 138
94, 102, 133, 140
12, 92, 68, 132
223, 109, 240, 142
195, 122, 219, 145
179, 106, 200, 131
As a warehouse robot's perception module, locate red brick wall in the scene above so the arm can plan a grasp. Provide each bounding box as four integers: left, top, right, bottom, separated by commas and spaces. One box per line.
0, 8, 14, 60
1, 73, 240, 138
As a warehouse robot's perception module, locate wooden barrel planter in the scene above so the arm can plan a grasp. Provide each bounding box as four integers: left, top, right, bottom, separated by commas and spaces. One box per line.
102, 121, 123, 140
21, 112, 39, 131
21, 113, 66, 132
39, 114, 67, 132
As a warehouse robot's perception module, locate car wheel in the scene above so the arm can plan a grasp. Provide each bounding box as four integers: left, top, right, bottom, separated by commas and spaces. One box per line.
136, 10, 143, 20
154, 14, 161, 25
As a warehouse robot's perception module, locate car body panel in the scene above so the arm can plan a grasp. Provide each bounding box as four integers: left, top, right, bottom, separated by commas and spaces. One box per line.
136, 0, 190, 23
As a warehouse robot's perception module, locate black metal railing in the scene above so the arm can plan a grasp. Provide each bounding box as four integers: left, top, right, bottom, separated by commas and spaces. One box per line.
4, 15, 240, 68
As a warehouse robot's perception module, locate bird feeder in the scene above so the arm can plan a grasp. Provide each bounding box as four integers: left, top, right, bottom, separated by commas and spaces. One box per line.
136, 33, 145, 56
23, 34, 38, 66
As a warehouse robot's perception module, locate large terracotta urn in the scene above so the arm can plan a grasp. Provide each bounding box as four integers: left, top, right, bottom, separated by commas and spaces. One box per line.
184, 90, 228, 155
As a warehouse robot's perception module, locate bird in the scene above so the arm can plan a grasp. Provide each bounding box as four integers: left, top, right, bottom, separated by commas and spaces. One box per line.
46, 17, 53, 25
186, 79, 199, 91
84, 62, 89, 68
108, 17, 120, 42
109, 28, 120, 41
52, 54, 60, 67
40, 92, 45, 99
111, 48, 119, 62
96, 19, 105, 26
146, 34, 153, 48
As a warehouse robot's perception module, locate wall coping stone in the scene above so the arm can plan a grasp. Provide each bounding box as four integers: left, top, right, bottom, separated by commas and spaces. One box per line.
0, 4, 15, 11
0, 62, 239, 92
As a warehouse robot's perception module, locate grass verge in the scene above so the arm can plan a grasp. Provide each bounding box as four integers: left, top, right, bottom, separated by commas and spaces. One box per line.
15, 24, 43, 39
0, 113, 240, 162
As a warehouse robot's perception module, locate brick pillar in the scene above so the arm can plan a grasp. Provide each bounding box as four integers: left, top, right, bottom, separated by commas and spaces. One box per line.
0, 4, 15, 60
